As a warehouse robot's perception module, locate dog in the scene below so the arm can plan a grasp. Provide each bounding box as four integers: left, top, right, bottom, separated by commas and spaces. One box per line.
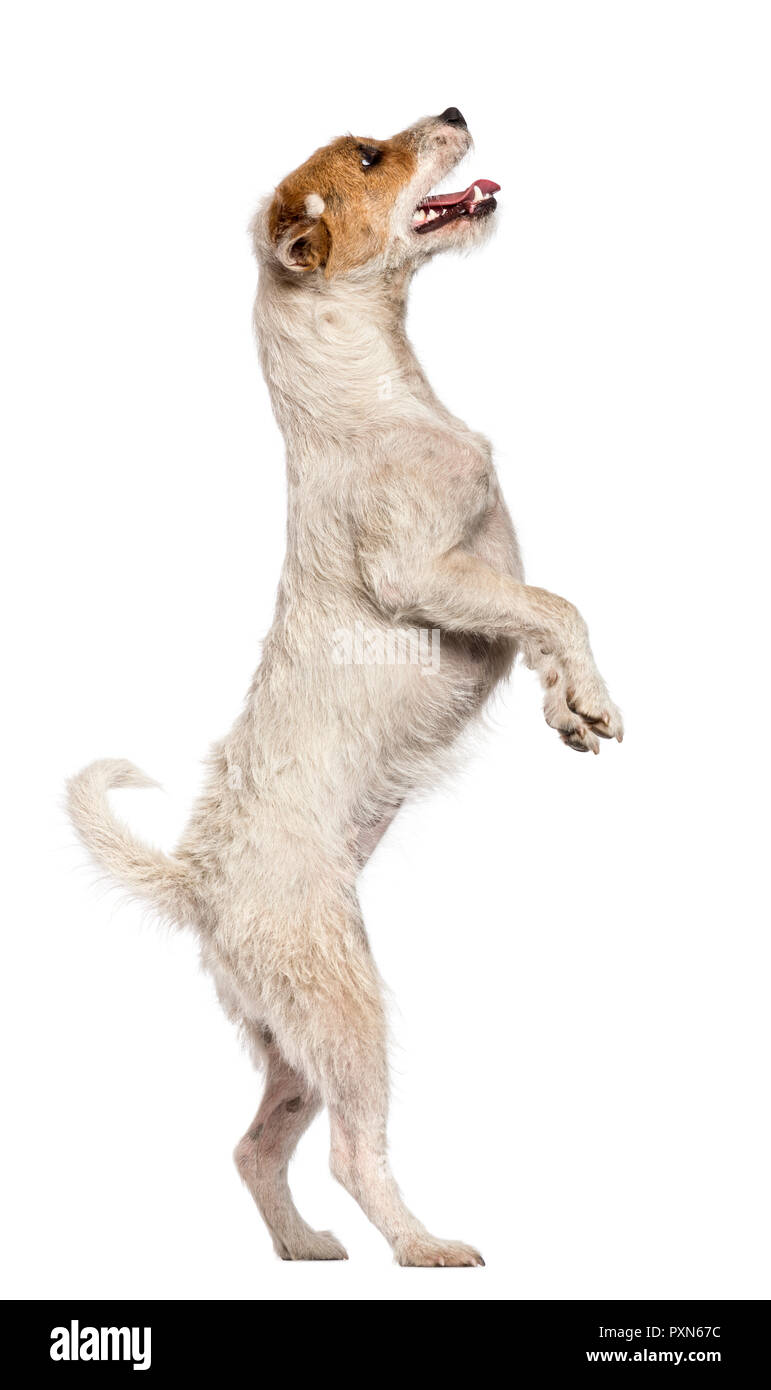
68, 108, 623, 1266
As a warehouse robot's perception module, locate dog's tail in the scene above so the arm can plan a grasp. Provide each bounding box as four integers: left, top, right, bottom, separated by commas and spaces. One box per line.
66, 758, 195, 924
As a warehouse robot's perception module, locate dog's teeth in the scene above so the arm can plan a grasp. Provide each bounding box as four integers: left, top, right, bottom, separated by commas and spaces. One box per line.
413, 208, 426, 223
425, 208, 439, 221
472, 185, 483, 202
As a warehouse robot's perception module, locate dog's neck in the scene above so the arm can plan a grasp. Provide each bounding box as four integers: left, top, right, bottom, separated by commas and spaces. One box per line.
255, 263, 452, 456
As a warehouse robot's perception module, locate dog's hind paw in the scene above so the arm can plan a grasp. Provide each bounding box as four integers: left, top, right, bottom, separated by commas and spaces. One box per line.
395, 1237, 485, 1267
279, 1229, 348, 1261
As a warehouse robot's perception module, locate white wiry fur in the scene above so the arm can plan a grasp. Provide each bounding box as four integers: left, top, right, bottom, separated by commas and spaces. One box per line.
67, 112, 622, 1267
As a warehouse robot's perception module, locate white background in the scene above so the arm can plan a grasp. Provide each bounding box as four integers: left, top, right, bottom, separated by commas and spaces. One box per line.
2, 1, 769, 1301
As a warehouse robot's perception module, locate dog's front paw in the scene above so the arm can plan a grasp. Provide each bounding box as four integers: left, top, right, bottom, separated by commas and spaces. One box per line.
565, 675, 624, 747
543, 668, 623, 754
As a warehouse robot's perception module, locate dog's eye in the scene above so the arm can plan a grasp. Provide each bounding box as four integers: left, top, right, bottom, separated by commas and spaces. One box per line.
359, 147, 382, 170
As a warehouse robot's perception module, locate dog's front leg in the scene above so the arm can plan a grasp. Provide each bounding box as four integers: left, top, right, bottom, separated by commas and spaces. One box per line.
367, 545, 623, 754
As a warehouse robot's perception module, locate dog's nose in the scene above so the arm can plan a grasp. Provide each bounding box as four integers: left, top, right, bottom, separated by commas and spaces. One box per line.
438, 107, 467, 130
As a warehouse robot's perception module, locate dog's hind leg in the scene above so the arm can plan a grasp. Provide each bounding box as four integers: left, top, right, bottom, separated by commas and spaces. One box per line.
268, 892, 484, 1267
234, 1029, 347, 1261
328, 1081, 484, 1268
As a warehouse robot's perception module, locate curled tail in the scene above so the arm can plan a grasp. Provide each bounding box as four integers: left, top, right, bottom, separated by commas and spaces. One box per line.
67, 759, 195, 924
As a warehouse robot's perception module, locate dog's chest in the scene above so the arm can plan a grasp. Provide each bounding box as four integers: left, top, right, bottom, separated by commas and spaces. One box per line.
437, 425, 495, 519
445, 430, 522, 576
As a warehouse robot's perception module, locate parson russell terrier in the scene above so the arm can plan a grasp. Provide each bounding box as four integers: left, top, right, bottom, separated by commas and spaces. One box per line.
68, 108, 623, 1266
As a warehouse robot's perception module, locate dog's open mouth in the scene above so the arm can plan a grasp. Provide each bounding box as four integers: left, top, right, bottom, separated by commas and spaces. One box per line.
412, 179, 500, 233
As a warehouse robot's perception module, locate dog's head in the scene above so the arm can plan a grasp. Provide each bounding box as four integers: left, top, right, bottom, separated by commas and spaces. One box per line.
254, 108, 499, 279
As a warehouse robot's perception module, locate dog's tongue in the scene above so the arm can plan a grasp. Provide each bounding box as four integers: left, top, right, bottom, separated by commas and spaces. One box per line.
422, 179, 500, 208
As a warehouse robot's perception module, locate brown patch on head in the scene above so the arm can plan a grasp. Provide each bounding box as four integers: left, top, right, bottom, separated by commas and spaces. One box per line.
268, 134, 417, 276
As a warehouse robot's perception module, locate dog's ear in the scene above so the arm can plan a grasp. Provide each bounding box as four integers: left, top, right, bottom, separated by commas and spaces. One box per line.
270, 192, 331, 273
